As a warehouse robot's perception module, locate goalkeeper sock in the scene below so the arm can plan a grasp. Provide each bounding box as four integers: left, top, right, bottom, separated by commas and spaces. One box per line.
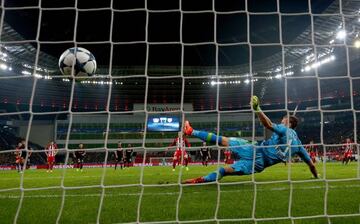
192, 130, 223, 144
203, 167, 226, 182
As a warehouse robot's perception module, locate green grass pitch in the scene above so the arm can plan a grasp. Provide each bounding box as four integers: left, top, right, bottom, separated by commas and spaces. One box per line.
0, 162, 359, 224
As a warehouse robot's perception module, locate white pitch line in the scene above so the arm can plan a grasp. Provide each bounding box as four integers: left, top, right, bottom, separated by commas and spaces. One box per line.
0, 184, 360, 199
0, 172, 210, 181
0, 175, 105, 181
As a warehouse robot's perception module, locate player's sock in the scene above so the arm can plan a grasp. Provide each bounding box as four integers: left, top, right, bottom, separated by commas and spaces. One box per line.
184, 158, 189, 167
115, 162, 117, 170
191, 130, 223, 144
203, 167, 226, 182
172, 160, 176, 169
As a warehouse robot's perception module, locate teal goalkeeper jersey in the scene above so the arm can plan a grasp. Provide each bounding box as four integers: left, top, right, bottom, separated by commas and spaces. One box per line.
260, 124, 311, 167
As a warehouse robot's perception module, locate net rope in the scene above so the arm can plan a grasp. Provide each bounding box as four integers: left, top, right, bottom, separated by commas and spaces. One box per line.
0, 0, 358, 223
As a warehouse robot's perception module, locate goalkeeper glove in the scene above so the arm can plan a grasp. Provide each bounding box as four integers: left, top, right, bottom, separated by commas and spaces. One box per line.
251, 95, 261, 112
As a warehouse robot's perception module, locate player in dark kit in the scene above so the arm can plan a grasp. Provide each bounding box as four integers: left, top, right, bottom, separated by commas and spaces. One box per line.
124, 144, 134, 168
200, 142, 211, 166
73, 143, 86, 172
26, 146, 33, 169
114, 141, 124, 170
15, 140, 27, 173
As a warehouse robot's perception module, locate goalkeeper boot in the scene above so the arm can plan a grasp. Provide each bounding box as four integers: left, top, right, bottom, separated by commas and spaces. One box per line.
183, 177, 205, 184
183, 121, 193, 136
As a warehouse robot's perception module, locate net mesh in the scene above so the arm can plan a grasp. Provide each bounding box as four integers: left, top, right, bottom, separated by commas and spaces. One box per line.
0, 0, 359, 223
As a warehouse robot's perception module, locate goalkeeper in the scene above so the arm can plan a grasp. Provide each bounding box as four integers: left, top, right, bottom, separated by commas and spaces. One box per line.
183, 96, 318, 184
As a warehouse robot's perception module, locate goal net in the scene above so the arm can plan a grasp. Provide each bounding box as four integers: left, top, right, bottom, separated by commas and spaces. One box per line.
0, 0, 360, 223
149, 157, 173, 166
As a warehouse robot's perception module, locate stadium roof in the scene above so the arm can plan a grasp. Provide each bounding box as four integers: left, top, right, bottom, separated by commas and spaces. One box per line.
0, 0, 359, 113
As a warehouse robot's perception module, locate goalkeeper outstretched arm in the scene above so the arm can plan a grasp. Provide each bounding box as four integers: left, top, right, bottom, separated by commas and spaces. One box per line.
299, 146, 319, 179
251, 96, 274, 130
308, 160, 319, 178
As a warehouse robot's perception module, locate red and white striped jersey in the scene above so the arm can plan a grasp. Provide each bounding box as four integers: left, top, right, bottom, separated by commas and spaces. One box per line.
46, 143, 58, 157
224, 150, 231, 158
343, 142, 353, 154
169, 137, 191, 151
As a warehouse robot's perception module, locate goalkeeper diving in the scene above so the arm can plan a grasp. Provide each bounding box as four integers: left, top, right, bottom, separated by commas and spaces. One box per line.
183, 96, 318, 184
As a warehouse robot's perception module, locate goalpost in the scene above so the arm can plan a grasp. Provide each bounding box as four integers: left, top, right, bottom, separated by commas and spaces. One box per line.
0, 0, 359, 223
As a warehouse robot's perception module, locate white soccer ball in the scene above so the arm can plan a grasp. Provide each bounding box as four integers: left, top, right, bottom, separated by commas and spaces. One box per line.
58, 47, 97, 76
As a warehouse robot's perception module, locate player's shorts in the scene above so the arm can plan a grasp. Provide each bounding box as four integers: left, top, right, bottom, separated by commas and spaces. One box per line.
125, 157, 132, 163
228, 137, 264, 174
116, 156, 123, 162
202, 154, 209, 160
174, 150, 188, 157
15, 156, 23, 163
47, 156, 55, 163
